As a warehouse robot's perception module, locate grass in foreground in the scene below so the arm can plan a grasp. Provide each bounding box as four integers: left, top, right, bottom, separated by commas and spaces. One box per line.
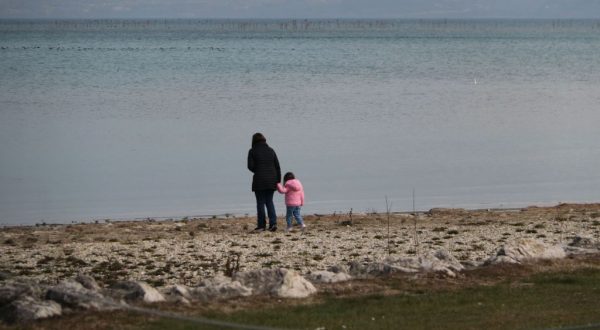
144, 267, 600, 330
5, 263, 600, 330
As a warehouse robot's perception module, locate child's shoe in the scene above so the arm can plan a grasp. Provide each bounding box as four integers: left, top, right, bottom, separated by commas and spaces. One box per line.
285, 226, 293, 232
301, 225, 306, 232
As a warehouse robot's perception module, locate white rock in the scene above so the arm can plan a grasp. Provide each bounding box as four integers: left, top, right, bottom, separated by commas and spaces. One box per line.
395, 254, 461, 277
191, 274, 252, 301
276, 269, 317, 298
46, 280, 114, 310
111, 281, 165, 303
489, 255, 519, 264
307, 271, 352, 284
9, 296, 62, 322
348, 262, 393, 277
486, 238, 567, 265
430, 249, 465, 276
75, 274, 101, 291
350, 249, 464, 278
133, 282, 165, 303
327, 265, 349, 274
234, 268, 317, 298
433, 250, 464, 272
0, 282, 41, 306
175, 296, 191, 305
168, 284, 192, 300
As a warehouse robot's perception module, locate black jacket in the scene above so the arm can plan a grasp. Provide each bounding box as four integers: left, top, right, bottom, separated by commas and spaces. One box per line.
247, 142, 281, 191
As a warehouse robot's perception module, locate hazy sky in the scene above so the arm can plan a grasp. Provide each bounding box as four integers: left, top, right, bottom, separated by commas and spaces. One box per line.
1, 0, 600, 19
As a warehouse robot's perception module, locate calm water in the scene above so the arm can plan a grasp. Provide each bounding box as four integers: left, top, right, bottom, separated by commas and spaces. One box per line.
1, 19, 599, 225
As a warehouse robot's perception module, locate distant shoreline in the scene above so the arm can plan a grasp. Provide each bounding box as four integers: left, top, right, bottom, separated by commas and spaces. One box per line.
2, 200, 596, 228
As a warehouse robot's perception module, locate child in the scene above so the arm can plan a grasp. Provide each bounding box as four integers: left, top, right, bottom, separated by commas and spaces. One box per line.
276, 172, 306, 232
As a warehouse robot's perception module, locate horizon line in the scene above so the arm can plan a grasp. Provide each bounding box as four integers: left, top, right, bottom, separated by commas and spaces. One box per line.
2, 17, 600, 21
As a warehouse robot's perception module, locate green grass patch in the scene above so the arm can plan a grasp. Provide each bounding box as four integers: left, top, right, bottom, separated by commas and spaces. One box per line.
139, 267, 600, 330
10, 266, 600, 330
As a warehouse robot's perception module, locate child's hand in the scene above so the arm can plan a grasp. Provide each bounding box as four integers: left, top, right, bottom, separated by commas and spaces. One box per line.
276, 182, 286, 193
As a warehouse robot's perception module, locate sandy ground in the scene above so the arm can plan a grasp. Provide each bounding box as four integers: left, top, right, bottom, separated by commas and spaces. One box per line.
1, 203, 599, 287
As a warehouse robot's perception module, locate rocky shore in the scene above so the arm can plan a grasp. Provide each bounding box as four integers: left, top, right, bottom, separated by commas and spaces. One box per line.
1, 203, 600, 323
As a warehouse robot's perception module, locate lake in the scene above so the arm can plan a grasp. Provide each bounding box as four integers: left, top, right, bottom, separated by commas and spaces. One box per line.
1, 19, 599, 225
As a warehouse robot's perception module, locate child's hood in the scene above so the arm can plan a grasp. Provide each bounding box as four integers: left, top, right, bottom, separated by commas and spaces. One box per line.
285, 179, 302, 191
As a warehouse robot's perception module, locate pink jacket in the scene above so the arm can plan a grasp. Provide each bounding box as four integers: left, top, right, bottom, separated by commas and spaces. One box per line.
276, 179, 305, 207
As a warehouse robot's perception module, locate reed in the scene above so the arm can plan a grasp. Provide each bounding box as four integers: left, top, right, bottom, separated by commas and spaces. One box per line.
413, 188, 419, 256
385, 196, 392, 256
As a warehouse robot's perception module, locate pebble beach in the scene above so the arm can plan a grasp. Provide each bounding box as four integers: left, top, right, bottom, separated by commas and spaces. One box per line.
2, 203, 599, 288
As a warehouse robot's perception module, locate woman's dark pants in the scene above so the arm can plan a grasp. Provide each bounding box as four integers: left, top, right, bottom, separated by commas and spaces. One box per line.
255, 189, 277, 229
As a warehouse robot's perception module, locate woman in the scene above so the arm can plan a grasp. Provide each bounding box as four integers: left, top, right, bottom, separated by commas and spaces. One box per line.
247, 133, 281, 232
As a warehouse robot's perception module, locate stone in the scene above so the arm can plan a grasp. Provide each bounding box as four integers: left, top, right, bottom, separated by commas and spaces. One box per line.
234, 268, 317, 298
489, 255, 519, 264
190, 275, 252, 301
327, 264, 350, 274
3, 296, 62, 323
348, 262, 393, 277
276, 269, 318, 298
568, 236, 599, 249
75, 274, 101, 291
460, 260, 483, 269
168, 284, 192, 300
349, 250, 464, 278
0, 282, 41, 306
46, 280, 114, 310
394, 251, 464, 277
233, 269, 279, 295
486, 239, 566, 265
162, 285, 193, 305
306, 271, 352, 284
431, 249, 465, 275
111, 281, 165, 303
174, 296, 191, 305
0, 271, 13, 281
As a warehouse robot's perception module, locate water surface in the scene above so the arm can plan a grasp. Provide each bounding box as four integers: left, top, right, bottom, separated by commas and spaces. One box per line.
1, 19, 599, 225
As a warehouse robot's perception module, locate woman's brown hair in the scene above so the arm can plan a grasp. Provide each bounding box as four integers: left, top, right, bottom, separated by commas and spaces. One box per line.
252, 132, 266, 147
